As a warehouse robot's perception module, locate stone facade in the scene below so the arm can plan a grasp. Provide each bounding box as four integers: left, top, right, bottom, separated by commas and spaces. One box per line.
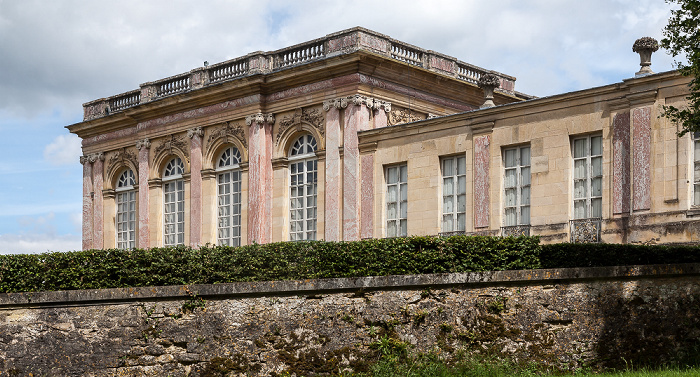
1, 264, 699, 375
68, 27, 695, 249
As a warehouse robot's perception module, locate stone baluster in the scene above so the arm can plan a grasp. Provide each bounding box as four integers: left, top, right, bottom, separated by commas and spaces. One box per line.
246, 113, 275, 244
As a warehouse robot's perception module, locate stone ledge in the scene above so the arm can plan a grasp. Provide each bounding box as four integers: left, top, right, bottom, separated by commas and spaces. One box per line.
1, 263, 698, 308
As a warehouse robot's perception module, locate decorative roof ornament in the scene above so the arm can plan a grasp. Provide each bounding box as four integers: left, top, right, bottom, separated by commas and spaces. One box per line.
633, 37, 659, 77
477, 73, 501, 109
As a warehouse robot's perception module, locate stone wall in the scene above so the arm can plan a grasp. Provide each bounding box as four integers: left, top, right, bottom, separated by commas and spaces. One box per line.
1, 264, 699, 376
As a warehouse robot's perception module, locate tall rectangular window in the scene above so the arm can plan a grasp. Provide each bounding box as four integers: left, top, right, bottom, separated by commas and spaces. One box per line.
573, 135, 602, 219
442, 156, 466, 233
694, 132, 700, 206
503, 146, 531, 226
217, 170, 241, 246
386, 164, 407, 237
116, 190, 136, 249
164, 179, 185, 246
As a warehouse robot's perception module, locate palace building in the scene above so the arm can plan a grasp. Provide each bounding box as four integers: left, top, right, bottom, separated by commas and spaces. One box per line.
67, 27, 695, 250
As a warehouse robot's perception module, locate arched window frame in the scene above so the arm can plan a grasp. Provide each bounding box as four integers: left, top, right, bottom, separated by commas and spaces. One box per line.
115, 169, 137, 249
163, 157, 185, 246
216, 146, 242, 246
288, 134, 318, 241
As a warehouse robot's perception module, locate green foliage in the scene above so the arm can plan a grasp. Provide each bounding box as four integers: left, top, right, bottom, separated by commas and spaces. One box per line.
2, 236, 700, 293
0, 235, 541, 293
661, 0, 700, 136
538, 243, 700, 268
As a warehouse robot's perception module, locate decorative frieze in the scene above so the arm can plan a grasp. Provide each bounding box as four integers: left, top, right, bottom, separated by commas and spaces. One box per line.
324, 96, 391, 113
245, 112, 275, 127
154, 135, 189, 161
107, 148, 138, 174
276, 108, 325, 145
207, 122, 247, 149
388, 108, 424, 126
570, 218, 602, 243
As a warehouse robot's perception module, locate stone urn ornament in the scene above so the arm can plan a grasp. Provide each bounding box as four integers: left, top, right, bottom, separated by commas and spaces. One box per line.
478, 73, 501, 108
633, 37, 659, 77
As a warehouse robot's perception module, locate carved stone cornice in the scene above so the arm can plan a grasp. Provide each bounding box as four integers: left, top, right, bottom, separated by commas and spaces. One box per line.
276, 108, 324, 145
245, 112, 275, 127
187, 127, 204, 139
207, 122, 247, 149
136, 138, 151, 150
154, 135, 189, 161
271, 157, 289, 170
107, 148, 138, 173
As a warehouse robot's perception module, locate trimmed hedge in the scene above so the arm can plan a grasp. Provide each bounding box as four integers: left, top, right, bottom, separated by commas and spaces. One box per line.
1, 236, 700, 293
0, 236, 538, 293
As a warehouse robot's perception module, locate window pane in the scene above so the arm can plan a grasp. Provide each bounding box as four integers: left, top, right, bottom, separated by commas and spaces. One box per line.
574, 180, 587, 198
520, 167, 531, 185
457, 157, 466, 175
442, 215, 453, 233
521, 186, 530, 205
504, 169, 516, 188
504, 149, 517, 167
591, 177, 602, 197
399, 165, 408, 182
456, 213, 466, 231
574, 160, 587, 179
591, 198, 602, 218
443, 197, 454, 214
591, 136, 602, 155
574, 138, 586, 158
520, 206, 530, 225
574, 200, 586, 219
505, 208, 516, 226
442, 158, 453, 175
505, 188, 516, 206
457, 194, 466, 212
520, 147, 530, 166
443, 178, 453, 196
387, 167, 397, 184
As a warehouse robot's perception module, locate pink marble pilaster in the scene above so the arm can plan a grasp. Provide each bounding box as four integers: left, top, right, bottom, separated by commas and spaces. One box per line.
247, 113, 274, 244
612, 112, 631, 214
188, 128, 204, 246
360, 154, 374, 239
474, 135, 490, 228
323, 101, 342, 241
632, 107, 651, 211
137, 139, 151, 248
91, 154, 104, 250
343, 98, 370, 241
81, 156, 93, 250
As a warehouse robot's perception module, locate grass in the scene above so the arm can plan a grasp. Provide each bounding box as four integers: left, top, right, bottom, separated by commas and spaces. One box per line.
343, 353, 700, 377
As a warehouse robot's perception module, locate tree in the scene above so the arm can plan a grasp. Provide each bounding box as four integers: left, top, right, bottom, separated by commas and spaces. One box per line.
661, 0, 700, 137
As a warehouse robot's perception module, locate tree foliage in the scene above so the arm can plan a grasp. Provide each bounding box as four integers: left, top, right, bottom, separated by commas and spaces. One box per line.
661, 0, 700, 136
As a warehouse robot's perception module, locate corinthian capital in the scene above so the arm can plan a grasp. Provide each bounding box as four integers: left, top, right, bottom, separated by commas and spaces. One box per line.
187, 127, 204, 139
323, 97, 349, 111
80, 155, 89, 165
245, 112, 275, 126
88, 152, 104, 163
136, 138, 151, 150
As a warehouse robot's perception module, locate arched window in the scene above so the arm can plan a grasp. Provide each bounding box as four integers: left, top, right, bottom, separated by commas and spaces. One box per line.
288, 135, 318, 241
216, 146, 242, 246
116, 169, 136, 249
163, 157, 185, 246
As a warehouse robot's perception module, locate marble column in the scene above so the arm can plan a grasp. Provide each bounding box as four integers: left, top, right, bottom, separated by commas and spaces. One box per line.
188, 127, 204, 246
91, 153, 105, 250
474, 135, 491, 228
136, 138, 151, 248
360, 100, 390, 240
323, 98, 345, 241
247, 112, 275, 244
80, 156, 93, 250
342, 95, 372, 241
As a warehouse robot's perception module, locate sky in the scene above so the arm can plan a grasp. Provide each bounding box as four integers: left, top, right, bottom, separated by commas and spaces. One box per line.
0, 0, 683, 254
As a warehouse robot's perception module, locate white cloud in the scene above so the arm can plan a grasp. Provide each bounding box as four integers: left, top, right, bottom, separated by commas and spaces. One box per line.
43, 134, 81, 166
0, 233, 81, 255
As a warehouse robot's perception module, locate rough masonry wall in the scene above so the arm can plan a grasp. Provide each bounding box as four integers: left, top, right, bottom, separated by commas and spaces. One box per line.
1, 264, 699, 376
